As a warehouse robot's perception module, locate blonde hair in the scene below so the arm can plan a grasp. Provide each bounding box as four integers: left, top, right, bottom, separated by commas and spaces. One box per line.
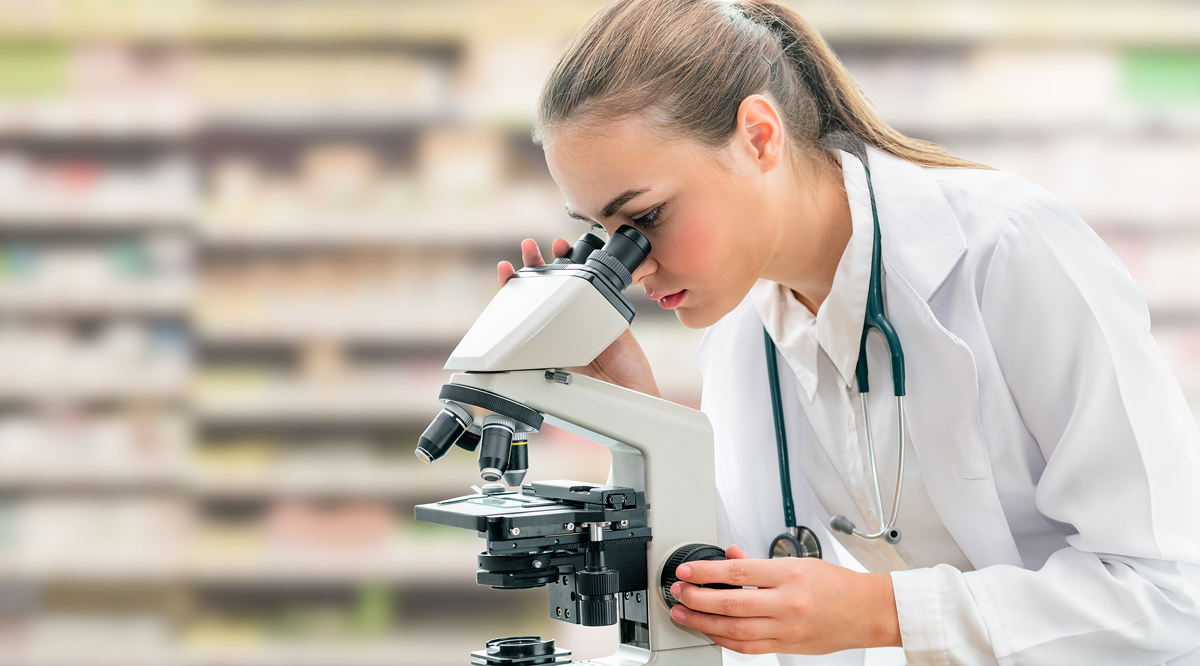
534, 0, 992, 174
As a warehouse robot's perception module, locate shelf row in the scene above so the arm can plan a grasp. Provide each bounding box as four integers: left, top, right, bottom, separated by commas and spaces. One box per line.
0, 0, 1198, 45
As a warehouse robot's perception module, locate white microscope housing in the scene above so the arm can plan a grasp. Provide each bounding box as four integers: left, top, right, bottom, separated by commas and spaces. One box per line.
413, 226, 724, 666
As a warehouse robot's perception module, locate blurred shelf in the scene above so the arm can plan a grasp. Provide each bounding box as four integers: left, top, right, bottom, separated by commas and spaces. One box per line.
0, 373, 188, 403
181, 641, 443, 666
201, 107, 461, 131
193, 381, 441, 425
0, 465, 186, 490
189, 468, 438, 500
0, 216, 193, 233
807, 1, 1200, 46
4, 650, 180, 666
197, 320, 468, 347
199, 212, 568, 250
187, 541, 473, 585
0, 105, 197, 140
0, 1, 1195, 46
0, 283, 192, 316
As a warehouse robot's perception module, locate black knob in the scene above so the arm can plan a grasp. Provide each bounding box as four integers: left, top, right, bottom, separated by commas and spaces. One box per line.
576, 568, 619, 626
660, 543, 738, 608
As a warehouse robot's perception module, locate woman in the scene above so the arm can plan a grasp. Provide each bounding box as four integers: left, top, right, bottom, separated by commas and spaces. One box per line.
497, 1, 1200, 663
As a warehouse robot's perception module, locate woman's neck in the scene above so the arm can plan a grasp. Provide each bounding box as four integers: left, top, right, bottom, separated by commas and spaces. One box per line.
762, 151, 853, 316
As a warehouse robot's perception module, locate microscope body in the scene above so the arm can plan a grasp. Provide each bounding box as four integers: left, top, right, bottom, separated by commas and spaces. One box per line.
413, 228, 724, 665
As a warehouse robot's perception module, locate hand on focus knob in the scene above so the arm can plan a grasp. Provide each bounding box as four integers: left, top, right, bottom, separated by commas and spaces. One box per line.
497, 239, 661, 399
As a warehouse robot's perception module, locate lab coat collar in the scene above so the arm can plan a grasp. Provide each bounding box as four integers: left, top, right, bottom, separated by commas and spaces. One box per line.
862, 144, 967, 303
749, 148, 874, 400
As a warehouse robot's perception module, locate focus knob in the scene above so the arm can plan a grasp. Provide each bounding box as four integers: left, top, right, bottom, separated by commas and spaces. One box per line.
660, 543, 738, 608
576, 568, 619, 626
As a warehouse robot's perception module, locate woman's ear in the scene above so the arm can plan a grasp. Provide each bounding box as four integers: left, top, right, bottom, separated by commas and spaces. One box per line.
735, 95, 785, 174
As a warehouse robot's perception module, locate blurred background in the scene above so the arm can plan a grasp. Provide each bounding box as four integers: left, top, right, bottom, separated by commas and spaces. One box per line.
0, 0, 1194, 664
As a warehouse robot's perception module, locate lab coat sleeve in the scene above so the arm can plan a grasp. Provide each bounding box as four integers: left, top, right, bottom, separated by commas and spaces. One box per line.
891, 194, 1200, 665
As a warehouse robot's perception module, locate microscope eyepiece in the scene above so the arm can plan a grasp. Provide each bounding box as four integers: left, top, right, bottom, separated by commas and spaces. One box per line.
553, 231, 607, 265
415, 402, 473, 463
583, 225, 651, 291
478, 414, 518, 483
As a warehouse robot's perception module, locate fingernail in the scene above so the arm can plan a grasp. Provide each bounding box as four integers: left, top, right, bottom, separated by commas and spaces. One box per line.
670, 583, 681, 598
671, 606, 685, 621
678, 564, 691, 579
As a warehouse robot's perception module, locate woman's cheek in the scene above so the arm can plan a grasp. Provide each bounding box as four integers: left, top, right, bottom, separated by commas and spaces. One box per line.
661, 214, 722, 280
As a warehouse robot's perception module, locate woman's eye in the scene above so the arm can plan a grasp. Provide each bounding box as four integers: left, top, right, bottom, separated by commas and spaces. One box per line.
632, 206, 662, 228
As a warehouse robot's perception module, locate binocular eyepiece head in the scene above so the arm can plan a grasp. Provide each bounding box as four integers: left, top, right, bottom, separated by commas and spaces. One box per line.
582, 225, 652, 291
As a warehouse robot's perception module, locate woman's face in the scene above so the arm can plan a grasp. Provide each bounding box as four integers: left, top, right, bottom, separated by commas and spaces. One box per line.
543, 113, 782, 329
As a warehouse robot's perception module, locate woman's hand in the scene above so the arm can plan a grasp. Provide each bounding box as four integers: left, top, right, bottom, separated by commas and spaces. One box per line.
668, 544, 902, 655
497, 238, 661, 398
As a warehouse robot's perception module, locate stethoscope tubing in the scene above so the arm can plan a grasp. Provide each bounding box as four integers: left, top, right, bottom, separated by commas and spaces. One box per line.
768, 131, 908, 553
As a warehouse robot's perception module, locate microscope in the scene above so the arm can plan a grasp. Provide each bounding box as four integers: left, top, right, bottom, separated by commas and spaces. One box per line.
413, 226, 729, 665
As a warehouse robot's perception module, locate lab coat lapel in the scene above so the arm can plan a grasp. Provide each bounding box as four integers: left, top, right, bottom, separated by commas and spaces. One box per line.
867, 146, 1024, 569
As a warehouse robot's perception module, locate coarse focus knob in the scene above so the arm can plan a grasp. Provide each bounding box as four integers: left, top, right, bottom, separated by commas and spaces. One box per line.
579, 595, 617, 627
660, 543, 738, 608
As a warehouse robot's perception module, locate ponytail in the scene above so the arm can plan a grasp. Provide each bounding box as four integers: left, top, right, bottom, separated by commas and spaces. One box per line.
536, 0, 991, 171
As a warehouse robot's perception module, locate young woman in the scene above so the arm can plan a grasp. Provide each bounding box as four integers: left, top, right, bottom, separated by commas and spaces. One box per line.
497, 1, 1200, 663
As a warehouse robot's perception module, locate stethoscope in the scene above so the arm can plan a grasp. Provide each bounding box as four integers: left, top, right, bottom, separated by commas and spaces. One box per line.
767, 132, 907, 560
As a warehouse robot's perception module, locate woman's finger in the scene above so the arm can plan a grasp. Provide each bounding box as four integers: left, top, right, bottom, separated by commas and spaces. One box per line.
669, 605, 776, 641
677, 556, 788, 588
671, 583, 775, 618
521, 238, 545, 267
706, 635, 780, 656
498, 261, 516, 285
552, 237, 571, 259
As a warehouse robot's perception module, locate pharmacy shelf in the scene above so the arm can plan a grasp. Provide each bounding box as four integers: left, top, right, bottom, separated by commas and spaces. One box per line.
187, 540, 475, 586
0, 465, 186, 490
0, 373, 188, 403
0, 217, 193, 233
199, 213, 570, 250
0, 283, 192, 316
3, 1, 1197, 47
196, 320, 470, 348
0, 104, 197, 140
202, 106, 462, 131
193, 382, 442, 425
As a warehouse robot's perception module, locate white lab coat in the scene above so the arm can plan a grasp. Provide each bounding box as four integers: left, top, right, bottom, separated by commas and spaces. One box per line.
693, 144, 1200, 665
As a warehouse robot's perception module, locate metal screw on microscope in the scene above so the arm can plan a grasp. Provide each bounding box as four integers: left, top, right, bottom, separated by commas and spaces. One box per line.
509, 527, 520, 536
545, 369, 572, 385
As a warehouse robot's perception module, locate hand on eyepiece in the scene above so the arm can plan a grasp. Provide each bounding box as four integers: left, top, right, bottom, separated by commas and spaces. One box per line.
497, 238, 661, 399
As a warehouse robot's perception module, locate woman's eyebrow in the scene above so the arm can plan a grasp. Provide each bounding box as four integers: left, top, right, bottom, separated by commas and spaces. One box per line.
564, 188, 650, 222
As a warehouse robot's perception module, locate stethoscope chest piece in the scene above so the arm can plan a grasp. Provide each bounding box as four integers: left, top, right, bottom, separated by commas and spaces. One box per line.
769, 525, 822, 559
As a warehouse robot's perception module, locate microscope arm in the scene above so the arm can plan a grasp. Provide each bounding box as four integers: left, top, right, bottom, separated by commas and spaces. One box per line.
448, 369, 721, 656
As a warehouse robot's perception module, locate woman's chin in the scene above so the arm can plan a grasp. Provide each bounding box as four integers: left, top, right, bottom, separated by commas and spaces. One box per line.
674, 304, 715, 329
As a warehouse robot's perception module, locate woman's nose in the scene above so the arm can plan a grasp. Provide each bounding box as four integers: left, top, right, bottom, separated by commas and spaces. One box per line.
630, 255, 657, 288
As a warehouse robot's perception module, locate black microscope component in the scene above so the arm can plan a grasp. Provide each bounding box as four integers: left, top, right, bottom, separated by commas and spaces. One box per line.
415, 479, 652, 635
478, 414, 518, 482
470, 636, 571, 665
659, 543, 738, 608
553, 230, 606, 265
414, 401, 474, 463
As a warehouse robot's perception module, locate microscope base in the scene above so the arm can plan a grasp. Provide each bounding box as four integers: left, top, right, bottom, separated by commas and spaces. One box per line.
575, 643, 722, 665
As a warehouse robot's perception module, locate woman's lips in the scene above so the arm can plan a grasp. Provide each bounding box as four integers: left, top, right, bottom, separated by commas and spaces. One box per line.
657, 290, 686, 309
